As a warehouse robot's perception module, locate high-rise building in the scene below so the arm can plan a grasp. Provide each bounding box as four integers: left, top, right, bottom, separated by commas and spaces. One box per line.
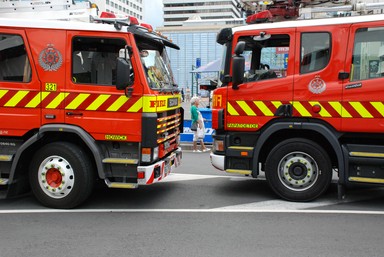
163, 0, 242, 27
93, 0, 143, 20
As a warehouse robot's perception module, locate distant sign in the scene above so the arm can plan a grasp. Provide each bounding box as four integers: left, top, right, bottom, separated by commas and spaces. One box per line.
276, 47, 289, 54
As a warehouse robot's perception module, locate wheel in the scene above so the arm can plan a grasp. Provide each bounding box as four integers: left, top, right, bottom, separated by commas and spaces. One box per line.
265, 138, 332, 202
29, 142, 94, 208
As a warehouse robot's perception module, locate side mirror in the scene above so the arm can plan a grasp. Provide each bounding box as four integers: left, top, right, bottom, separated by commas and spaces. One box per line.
232, 41, 245, 90
234, 41, 245, 56
116, 57, 131, 90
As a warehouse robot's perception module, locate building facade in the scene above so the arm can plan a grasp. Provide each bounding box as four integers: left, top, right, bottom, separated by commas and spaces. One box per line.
163, 0, 242, 27
158, 18, 243, 95
93, 0, 143, 20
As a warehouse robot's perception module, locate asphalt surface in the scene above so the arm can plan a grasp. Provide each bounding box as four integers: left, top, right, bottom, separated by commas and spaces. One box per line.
1, 152, 384, 257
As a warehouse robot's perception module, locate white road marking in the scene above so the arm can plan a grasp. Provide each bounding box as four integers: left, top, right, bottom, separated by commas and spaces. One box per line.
0, 208, 383, 215
1, 174, 383, 215
162, 173, 252, 183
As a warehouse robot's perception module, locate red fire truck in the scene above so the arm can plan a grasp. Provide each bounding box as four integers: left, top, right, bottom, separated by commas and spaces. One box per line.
211, 13, 384, 201
0, 15, 183, 208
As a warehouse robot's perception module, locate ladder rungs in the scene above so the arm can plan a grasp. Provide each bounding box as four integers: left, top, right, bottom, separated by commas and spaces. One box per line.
226, 169, 252, 175
349, 176, 384, 184
0, 178, 9, 185
228, 146, 254, 151
102, 158, 138, 164
350, 151, 384, 158
0, 155, 13, 162
104, 178, 138, 189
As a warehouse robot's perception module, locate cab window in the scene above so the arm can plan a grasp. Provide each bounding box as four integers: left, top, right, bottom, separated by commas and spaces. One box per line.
300, 32, 331, 74
351, 27, 384, 81
0, 34, 31, 82
238, 33, 290, 82
72, 36, 126, 85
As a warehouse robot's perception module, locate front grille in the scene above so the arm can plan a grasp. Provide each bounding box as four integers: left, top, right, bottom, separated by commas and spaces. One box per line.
157, 109, 182, 157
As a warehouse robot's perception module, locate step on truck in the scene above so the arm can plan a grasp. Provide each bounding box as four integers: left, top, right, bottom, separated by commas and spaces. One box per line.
0, 15, 183, 208
210, 13, 384, 201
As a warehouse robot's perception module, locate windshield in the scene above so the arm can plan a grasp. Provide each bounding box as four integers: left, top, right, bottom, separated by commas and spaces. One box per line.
140, 49, 176, 90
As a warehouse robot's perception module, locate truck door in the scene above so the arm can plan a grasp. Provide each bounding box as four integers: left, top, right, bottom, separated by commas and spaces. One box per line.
0, 29, 40, 136
342, 22, 384, 133
294, 25, 349, 131
65, 32, 141, 142
26, 28, 67, 125
226, 29, 295, 130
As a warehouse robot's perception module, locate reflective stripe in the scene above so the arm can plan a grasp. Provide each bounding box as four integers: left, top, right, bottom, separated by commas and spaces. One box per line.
238, 100, 256, 116
227, 100, 384, 119
4, 91, 29, 107
350, 102, 373, 118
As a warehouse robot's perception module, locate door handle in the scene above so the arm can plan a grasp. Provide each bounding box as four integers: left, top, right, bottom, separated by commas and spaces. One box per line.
66, 112, 83, 116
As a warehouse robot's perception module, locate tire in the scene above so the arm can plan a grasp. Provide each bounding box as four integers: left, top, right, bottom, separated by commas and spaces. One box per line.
265, 138, 332, 202
29, 142, 94, 208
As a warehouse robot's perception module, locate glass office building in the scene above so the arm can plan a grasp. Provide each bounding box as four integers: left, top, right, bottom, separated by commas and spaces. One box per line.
163, 30, 222, 94
163, 0, 242, 27
93, 0, 143, 19
159, 18, 244, 95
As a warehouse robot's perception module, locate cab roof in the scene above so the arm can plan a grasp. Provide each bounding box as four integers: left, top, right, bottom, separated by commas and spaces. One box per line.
232, 13, 384, 33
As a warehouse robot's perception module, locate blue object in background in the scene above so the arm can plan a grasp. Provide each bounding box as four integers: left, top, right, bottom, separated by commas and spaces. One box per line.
181, 108, 213, 144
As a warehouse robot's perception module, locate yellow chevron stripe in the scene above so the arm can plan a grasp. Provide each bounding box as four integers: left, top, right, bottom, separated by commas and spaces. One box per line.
309, 101, 332, 117
254, 101, 274, 116
291, 101, 311, 117
86, 94, 110, 111
66, 93, 90, 110
128, 97, 142, 112
227, 102, 239, 116
350, 102, 373, 118
370, 102, 384, 117
46, 92, 69, 109
237, 100, 256, 116
271, 101, 282, 109
0, 89, 8, 99
4, 91, 29, 107
26, 92, 50, 108
329, 101, 351, 118
107, 95, 128, 111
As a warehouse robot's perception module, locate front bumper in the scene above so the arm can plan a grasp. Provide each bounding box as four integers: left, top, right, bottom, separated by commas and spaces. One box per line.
210, 152, 225, 171
138, 147, 182, 185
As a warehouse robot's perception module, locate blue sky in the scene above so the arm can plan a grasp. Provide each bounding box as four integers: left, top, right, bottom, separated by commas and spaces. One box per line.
143, 0, 164, 29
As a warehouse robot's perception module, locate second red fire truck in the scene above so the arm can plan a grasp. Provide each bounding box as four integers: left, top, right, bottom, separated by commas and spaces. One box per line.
211, 13, 384, 201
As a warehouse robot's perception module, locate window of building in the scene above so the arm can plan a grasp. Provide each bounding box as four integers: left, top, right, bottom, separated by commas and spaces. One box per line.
72, 36, 126, 85
0, 34, 31, 82
351, 27, 384, 81
300, 32, 330, 74
238, 34, 290, 82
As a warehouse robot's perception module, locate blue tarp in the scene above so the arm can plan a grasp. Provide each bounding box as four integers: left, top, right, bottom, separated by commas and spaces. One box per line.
181, 108, 213, 144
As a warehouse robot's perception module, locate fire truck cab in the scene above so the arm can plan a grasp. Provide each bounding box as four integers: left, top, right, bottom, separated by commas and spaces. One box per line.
211, 14, 384, 201
0, 17, 183, 208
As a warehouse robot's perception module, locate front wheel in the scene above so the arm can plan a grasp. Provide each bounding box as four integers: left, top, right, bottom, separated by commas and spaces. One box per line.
265, 138, 332, 202
29, 142, 94, 208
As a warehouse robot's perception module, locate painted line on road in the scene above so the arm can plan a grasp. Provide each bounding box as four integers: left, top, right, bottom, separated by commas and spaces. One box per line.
162, 173, 253, 183
0, 208, 384, 215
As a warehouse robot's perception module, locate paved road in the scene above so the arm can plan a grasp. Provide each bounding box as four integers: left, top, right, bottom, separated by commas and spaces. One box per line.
1, 151, 384, 257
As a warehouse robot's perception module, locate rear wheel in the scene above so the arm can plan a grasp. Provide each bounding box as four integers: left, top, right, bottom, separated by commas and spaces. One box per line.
29, 142, 94, 208
265, 138, 332, 201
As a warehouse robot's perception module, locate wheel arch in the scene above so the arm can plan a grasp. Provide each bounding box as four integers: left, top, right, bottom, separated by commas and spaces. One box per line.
252, 121, 344, 179
8, 124, 105, 196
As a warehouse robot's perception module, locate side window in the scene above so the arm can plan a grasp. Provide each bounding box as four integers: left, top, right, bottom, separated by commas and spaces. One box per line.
351, 27, 384, 81
240, 33, 289, 82
0, 34, 31, 82
72, 36, 126, 85
300, 32, 331, 74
